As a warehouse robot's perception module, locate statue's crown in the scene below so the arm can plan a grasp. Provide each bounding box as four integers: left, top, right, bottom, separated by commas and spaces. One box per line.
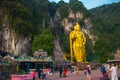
74, 23, 80, 30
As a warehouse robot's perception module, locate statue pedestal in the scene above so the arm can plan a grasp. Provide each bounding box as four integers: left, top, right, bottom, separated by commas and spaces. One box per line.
73, 62, 87, 70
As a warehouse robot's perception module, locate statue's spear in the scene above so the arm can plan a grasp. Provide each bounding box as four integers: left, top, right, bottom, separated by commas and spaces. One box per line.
70, 32, 73, 63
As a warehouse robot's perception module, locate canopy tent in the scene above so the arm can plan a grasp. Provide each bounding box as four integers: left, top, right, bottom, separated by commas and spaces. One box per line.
106, 59, 120, 68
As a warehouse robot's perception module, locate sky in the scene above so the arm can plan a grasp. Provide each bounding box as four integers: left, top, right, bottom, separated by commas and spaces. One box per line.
49, 0, 120, 9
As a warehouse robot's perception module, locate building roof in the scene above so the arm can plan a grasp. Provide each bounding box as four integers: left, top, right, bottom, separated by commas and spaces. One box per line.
106, 59, 120, 63
14, 57, 53, 62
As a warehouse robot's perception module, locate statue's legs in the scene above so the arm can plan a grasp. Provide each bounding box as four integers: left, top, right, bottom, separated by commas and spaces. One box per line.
77, 49, 83, 62
73, 45, 86, 62
73, 43, 83, 62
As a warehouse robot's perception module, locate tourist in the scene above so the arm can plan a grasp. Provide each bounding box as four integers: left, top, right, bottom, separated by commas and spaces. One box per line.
32, 70, 37, 80
47, 68, 50, 75
71, 66, 75, 73
75, 67, 79, 76
41, 70, 46, 80
101, 64, 106, 74
85, 65, 91, 80
110, 64, 118, 80
71, 68, 74, 73
59, 66, 63, 78
36, 67, 41, 80
52, 67, 54, 74
63, 68, 67, 77
100, 65, 109, 80
41, 71, 44, 80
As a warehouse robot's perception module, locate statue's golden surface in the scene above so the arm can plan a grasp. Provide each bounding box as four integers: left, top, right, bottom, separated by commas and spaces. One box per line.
70, 23, 86, 63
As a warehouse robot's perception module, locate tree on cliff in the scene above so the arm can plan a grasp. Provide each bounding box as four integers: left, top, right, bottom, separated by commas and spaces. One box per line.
32, 28, 54, 56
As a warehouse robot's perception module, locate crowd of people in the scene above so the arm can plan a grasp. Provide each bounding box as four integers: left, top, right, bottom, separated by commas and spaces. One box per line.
59, 66, 67, 78
30, 63, 119, 80
32, 67, 51, 80
58, 63, 118, 80
59, 64, 118, 80
83, 63, 118, 80
100, 64, 118, 80
59, 64, 91, 80
84, 64, 118, 80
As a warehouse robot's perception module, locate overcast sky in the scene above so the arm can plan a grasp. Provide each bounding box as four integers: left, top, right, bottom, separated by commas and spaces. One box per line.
49, 0, 120, 9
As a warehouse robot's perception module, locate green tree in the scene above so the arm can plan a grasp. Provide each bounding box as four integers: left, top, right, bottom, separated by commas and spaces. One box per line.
85, 35, 93, 61
32, 28, 54, 56
1, 0, 32, 37
94, 38, 111, 63
69, 0, 87, 13
48, 2, 57, 18
59, 33, 70, 53
90, 2, 120, 63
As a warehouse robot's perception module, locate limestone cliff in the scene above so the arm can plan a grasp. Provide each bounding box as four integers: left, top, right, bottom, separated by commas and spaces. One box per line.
0, 15, 31, 55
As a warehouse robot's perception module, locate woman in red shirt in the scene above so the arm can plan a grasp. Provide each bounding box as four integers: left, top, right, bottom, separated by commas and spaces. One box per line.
63, 68, 67, 77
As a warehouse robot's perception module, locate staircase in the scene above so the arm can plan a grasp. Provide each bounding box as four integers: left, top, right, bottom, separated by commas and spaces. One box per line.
54, 39, 64, 62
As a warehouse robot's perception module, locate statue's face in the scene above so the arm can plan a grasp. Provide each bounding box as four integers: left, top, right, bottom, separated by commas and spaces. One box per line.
74, 24, 80, 31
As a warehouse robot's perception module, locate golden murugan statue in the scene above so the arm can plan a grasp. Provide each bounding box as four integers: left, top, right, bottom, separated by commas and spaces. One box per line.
70, 23, 86, 63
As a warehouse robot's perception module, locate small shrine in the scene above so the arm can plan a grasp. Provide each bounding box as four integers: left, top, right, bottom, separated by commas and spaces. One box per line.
14, 49, 53, 73
107, 49, 120, 68
33, 49, 47, 58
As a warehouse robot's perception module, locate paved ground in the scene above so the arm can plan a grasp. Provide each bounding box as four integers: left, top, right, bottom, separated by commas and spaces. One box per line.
45, 69, 120, 80
2, 69, 120, 80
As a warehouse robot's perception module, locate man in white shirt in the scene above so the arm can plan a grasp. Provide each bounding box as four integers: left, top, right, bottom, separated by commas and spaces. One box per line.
110, 64, 118, 80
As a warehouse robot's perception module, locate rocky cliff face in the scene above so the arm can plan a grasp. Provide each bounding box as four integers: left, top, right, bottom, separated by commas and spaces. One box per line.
53, 9, 96, 44
54, 10, 88, 32
0, 15, 31, 55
